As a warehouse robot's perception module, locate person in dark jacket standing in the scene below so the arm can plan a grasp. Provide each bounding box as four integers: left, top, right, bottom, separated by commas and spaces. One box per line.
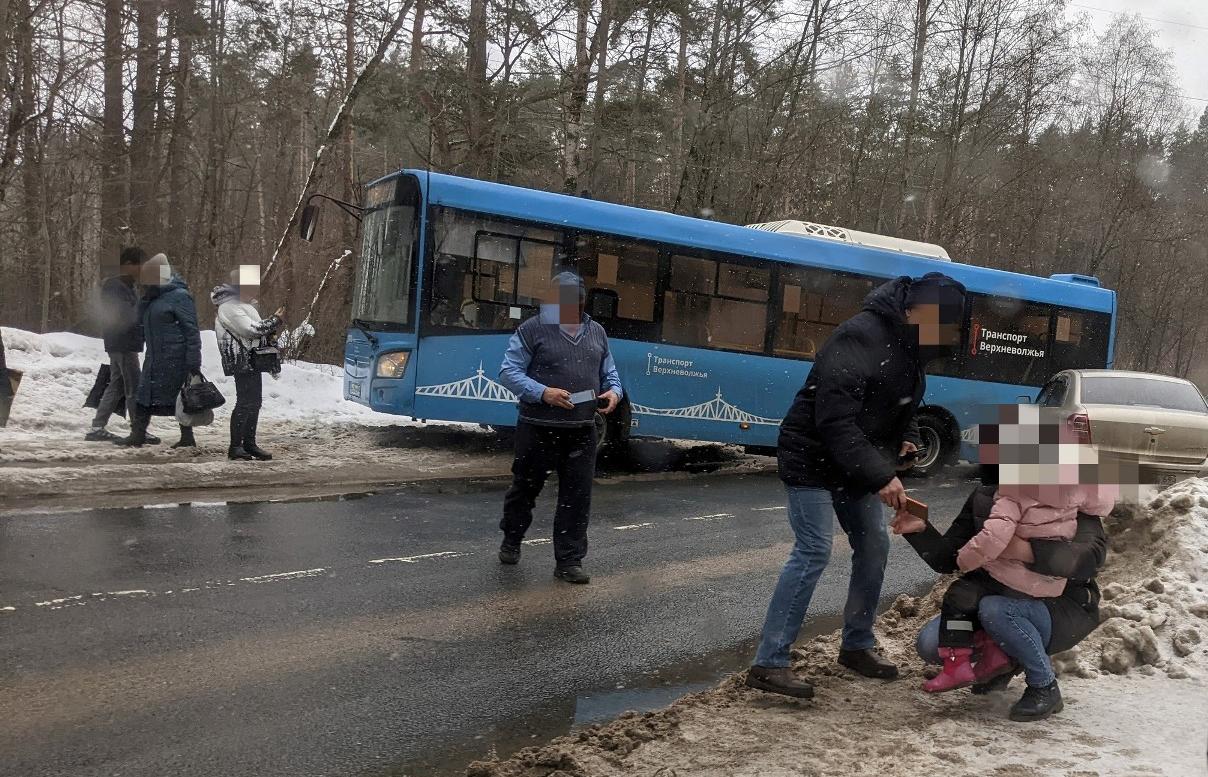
497, 272, 623, 585
87, 246, 150, 442
746, 272, 968, 698
903, 471, 1108, 721
115, 254, 203, 449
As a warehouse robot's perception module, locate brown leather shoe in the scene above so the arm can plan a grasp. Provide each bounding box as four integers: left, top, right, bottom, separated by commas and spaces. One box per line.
838, 648, 899, 680
745, 666, 815, 699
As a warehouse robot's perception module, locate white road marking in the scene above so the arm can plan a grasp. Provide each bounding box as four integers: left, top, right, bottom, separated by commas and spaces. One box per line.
142, 503, 179, 509
239, 569, 326, 584
107, 589, 150, 596
752, 506, 786, 511
368, 551, 466, 565
614, 523, 654, 530
1, 606, 15, 612
521, 539, 552, 546
684, 513, 733, 521
35, 595, 84, 607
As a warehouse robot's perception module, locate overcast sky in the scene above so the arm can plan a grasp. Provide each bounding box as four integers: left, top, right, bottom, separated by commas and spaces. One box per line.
1066, 0, 1208, 119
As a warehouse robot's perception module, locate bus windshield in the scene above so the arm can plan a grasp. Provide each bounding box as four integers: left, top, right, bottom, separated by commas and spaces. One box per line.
352, 177, 419, 327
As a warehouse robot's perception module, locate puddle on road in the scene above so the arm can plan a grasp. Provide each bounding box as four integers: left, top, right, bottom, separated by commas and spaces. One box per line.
375, 615, 849, 777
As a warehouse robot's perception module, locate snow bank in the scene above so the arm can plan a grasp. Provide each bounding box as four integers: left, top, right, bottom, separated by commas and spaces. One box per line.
469, 480, 1208, 777
0, 326, 402, 440
1053, 478, 1208, 680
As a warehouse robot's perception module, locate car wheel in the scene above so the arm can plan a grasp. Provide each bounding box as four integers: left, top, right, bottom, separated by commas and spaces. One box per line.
911, 416, 947, 477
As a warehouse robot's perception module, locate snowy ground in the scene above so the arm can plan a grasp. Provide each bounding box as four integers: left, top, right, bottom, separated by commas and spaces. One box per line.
0, 327, 515, 511
469, 479, 1208, 777
0, 327, 758, 512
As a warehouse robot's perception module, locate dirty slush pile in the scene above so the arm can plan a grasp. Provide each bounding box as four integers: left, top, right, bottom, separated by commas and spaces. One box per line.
468, 479, 1208, 777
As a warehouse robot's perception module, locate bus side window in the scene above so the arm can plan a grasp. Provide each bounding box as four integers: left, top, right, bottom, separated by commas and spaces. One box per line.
1050, 309, 1112, 373
663, 254, 768, 353
775, 267, 872, 359
964, 295, 1053, 386
429, 207, 568, 331
577, 237, 658, 323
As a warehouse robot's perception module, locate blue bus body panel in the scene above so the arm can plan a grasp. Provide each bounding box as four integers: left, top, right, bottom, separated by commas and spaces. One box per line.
350, 170, 1118, 462
402, 335, 1047, 451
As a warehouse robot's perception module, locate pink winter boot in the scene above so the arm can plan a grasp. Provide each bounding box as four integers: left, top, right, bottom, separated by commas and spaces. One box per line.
972, 631, 1015, 682
923, 647, 976, 693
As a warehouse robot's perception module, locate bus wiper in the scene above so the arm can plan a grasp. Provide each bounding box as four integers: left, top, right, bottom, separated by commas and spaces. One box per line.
351, 319, 380, 348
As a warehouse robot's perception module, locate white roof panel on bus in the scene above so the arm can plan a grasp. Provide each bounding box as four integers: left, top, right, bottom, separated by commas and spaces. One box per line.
746, 220, 951, 261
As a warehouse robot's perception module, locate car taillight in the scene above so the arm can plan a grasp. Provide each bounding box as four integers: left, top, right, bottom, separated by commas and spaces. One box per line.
1068, 413, 1092, 444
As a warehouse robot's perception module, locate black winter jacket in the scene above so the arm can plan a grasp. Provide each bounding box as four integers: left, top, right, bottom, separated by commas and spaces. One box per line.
98, 275, 144, 353
905, 485, 1108, 655
777, 277, 924, 494
136, 274, 202, 409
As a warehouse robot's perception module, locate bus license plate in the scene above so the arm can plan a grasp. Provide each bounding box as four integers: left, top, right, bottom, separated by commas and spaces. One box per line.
349, 382, 361, 398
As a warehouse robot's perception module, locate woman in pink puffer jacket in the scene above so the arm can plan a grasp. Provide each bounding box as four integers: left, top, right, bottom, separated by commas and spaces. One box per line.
918, 414, 1117, 694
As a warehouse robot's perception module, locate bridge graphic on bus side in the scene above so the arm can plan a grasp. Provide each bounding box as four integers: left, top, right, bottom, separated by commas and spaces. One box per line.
414, 364, 518, 402
629, 390, 780, 426
414, 365, 780, 425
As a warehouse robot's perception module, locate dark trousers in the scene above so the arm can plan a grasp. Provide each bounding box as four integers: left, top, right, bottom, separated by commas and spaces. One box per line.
92, 351, 141, 429
129, 403, 193, 444
501, 420, 598, 567
939, 570, 1009, 648
231, 371, 263, 449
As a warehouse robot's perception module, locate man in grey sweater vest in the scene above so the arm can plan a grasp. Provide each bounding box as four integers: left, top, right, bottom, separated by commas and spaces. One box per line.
498, 272, 623, 584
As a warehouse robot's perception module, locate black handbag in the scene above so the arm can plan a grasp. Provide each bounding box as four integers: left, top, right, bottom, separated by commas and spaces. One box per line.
249, 345, 281, 374
180, 372, 227, 414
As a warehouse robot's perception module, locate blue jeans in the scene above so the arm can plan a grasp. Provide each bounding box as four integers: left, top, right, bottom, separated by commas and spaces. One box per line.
753, 486, 890, 668
916, 595, 1055, 687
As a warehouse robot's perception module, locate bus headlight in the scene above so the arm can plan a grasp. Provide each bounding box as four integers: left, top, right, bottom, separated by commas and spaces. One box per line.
376, 351, 410, 378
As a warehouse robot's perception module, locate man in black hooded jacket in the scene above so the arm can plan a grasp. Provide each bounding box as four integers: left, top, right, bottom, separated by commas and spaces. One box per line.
747, 272, 967, 698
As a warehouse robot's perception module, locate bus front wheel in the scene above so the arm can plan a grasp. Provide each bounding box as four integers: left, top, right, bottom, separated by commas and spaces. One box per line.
911, 414, 950, 477
595, 400, 632, 458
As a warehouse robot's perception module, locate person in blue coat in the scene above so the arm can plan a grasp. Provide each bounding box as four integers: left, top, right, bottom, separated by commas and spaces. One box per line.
115, 254, 203, 448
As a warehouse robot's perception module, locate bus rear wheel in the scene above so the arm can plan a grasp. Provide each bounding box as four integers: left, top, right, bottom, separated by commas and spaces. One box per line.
911, 415, 949, 477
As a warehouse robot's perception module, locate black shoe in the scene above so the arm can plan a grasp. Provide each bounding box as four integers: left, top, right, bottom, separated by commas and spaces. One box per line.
972, 666, 1021, 695
172, 428, 196, 449
85, 429, 118, 442
144, 434, 162, 445
114, 435, 146, 447
1009, 680, 1063, 721
228, 446, 254, 460
244, 443, 273, 461
554, 566, 590, 584
838, 648, 899, 680
745, 666, 815, 699
499, 542, 521, 565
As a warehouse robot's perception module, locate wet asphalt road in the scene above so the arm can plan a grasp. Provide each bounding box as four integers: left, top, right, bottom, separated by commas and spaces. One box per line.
0, 468, 974, 777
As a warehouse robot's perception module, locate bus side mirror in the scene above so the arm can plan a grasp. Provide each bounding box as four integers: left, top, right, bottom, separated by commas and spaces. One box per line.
300, 204, 320, 242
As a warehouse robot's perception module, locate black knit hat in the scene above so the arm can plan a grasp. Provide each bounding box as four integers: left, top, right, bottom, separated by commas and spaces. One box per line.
906, 272, 966, 320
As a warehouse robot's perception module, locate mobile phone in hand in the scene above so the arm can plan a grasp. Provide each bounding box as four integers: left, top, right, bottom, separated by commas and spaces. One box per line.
596, 396, 609, 409
897, 449, 921, 466
903, 497, 928, 521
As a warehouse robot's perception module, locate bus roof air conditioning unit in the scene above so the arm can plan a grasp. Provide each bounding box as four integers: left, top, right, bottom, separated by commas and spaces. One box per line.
746, 219, 952, 262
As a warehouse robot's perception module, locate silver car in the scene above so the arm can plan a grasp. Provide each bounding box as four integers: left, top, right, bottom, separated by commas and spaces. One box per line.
1036, 369, 1208, 487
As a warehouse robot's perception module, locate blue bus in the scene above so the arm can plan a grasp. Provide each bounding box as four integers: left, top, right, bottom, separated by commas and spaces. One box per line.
305, 170, 1116, 473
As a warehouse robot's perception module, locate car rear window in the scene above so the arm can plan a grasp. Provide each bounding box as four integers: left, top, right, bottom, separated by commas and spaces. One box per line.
1081, 376, 1208, 413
